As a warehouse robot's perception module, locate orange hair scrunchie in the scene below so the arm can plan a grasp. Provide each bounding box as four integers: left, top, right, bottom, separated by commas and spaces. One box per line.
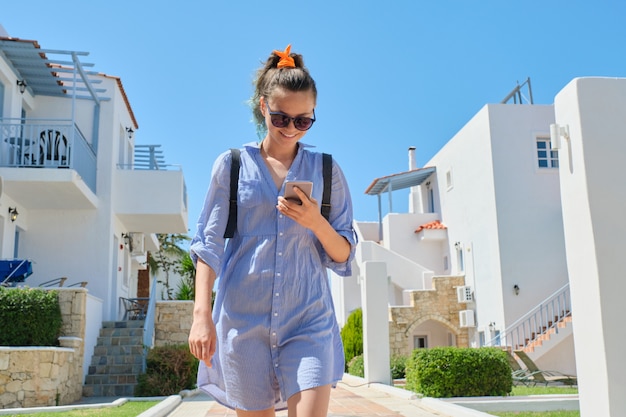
273, 44, 296, 69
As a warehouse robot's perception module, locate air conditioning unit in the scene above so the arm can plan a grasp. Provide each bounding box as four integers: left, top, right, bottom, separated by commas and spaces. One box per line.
456, 285, 473, 303
459, 310, 475, 328
129, 233, 145, 255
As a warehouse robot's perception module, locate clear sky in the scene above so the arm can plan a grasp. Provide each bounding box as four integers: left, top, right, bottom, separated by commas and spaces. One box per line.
2, 1, 625, 233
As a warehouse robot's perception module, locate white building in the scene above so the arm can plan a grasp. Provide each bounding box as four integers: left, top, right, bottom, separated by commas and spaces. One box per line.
0, 33, 188, 321
332, 83, 576, 378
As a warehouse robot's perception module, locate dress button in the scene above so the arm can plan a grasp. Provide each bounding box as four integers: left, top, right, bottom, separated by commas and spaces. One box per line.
277, 273, 281, 277
279, 232, 283, 236
278, 252, 282, 256
274, 312, 278, 316
275, 293, 280, 297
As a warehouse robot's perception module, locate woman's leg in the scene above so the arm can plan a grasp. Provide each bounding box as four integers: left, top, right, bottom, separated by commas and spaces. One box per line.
287, 384, 331, 417
236, 408, 275, 417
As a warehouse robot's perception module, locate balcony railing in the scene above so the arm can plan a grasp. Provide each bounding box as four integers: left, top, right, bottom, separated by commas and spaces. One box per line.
0, 119, 97, 193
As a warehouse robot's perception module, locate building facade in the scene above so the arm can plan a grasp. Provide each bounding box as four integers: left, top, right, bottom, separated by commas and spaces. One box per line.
0, 32, 187, 322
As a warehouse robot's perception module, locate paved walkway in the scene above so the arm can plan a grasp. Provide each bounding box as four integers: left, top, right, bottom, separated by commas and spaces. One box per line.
166, 376, 469, 417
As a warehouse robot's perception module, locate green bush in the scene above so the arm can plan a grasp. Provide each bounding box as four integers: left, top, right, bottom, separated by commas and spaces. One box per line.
390, 354, 408, 379
340, 308, 362, 369
135, 344, 199, 396
347, 354, 364, 377
405, 347, 512, 398
0, 287, 62, 346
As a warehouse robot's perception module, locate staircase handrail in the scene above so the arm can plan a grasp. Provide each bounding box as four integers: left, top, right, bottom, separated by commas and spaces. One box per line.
486, 283, 571, 350
141, 277, 158, 372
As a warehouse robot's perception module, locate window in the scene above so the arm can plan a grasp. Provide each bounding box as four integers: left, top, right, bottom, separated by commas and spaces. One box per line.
446, 169, 453, 190
414, 335, 428, 349
455, 242, 464, 273
428, 187, 435, 213
536, 137, 559, 168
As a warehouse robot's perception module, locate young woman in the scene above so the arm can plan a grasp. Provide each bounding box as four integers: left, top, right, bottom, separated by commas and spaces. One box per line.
189, 45, 356, 417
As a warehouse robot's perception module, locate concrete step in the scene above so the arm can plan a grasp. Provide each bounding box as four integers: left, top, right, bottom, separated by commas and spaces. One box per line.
92, 344, 144, 356
82, 383, 137, 397
96, 334, 144, 346
90, 353, 144, 367
88, 363, 144, 375
99, 327, 145, 337
102, 320, 145, 329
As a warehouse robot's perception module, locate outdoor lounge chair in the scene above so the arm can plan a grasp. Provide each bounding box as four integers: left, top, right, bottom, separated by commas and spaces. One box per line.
505, 350, 538, 386
514, 350, 577, 386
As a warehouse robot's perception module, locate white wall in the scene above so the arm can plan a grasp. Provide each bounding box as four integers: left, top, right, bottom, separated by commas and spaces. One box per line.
424, 104, 567, 336
488, 104, 567, 326
556, 77, 626, 417
425, 105, 503, 333
83, 293, 103, 381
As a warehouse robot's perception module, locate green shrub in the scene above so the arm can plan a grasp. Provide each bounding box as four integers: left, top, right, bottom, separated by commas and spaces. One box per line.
347, 354, 364, 377
0, 287, 62, 346
340, 308, 363, 369
390, 354, 408, 379
405, 347, 512, 398
135, 344, 199, 396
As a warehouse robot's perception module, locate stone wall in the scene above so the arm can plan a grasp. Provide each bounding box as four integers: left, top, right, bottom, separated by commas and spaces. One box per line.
154, 301, 193, 346
388, 276, 470, 356
0, 288, 86, 408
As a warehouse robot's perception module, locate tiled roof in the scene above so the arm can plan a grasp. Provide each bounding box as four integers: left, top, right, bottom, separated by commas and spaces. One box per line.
415, 220, 447, 233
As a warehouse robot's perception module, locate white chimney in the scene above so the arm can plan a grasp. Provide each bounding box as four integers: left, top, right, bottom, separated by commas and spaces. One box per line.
407, 146, 423, 214
408, 146, 417, 170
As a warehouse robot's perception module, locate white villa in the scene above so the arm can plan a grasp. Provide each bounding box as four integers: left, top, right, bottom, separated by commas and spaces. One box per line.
332, 81, 576, 379
0, 27, 188, 395
332, 76, 626, 415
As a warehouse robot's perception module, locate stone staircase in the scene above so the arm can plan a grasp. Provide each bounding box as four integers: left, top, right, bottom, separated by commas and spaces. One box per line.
82, 320, 146, 397
521, 313, 572, 353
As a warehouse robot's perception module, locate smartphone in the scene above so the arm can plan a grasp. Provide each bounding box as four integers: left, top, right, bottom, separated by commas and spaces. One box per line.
284, 181, 313, 204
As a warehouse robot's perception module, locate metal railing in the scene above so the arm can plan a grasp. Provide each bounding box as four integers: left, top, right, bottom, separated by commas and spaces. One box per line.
134, 144, 166, 170
0, 119, 97, 193
141, 277, 158, 372
486, 283, 571, 350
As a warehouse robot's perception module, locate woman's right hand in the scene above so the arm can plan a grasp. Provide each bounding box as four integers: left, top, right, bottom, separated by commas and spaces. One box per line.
189, 315, 217, 367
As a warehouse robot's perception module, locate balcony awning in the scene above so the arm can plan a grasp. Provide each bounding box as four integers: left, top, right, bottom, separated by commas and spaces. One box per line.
365, 166, 436, 195
0, 37, 109, 102
365, 166, 436, 242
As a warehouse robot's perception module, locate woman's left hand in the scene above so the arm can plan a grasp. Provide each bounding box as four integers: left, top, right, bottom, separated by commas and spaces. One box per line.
276, 186, 324, 231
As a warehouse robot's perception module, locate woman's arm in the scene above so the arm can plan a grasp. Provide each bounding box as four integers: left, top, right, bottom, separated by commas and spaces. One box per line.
188, 259, 217, 367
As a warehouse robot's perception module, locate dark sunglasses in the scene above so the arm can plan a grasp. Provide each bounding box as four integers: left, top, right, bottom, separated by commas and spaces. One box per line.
265, 102, 316, 131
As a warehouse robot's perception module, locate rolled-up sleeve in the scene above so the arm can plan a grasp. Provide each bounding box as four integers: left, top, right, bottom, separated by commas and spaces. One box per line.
322, 160, 357, 276
189, 151, 232, 275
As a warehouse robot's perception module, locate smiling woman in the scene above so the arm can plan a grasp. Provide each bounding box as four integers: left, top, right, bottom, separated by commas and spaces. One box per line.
188, 44, 357, 416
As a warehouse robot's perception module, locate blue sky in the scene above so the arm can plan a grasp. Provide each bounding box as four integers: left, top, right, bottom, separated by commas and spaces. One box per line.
2, 1, 625, 232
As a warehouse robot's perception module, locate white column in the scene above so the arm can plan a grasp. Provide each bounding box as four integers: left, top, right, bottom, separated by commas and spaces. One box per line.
360, 261, 391, 385
555, 77, 626, 417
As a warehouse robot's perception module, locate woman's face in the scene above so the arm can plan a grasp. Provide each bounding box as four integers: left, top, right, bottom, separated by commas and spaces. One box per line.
261, 88, 316, 148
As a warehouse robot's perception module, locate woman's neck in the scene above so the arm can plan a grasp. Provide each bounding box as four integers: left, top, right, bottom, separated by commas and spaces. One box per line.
260, 140, 298, 189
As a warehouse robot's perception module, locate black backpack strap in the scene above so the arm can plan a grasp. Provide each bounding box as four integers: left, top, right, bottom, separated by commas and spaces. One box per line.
223, 148, 241, 238
321, 153, 332, 221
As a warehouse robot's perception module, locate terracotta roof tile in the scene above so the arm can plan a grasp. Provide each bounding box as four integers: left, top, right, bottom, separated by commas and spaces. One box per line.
415, 220, 447, 233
